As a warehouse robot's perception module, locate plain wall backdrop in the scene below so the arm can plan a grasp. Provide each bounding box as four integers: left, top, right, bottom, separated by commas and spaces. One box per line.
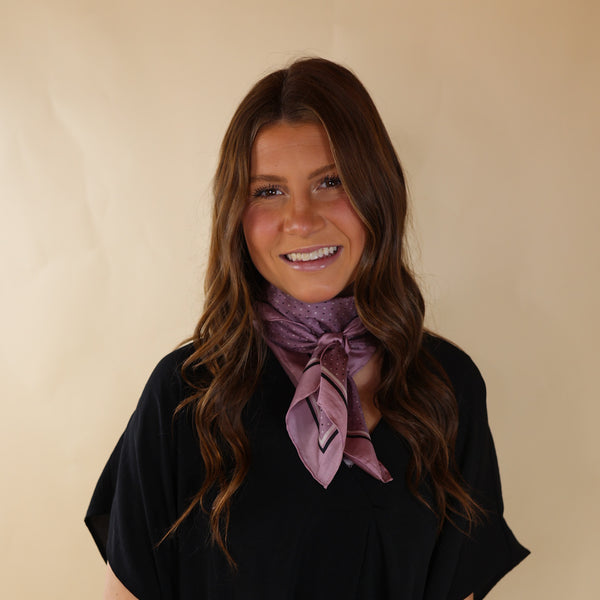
1, 0, 598, 597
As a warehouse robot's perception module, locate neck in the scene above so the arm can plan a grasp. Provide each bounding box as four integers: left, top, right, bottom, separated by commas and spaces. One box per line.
352, 351, 382, 432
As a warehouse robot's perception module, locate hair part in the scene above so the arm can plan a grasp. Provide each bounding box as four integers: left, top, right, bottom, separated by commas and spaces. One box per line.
168, 57, 481, 565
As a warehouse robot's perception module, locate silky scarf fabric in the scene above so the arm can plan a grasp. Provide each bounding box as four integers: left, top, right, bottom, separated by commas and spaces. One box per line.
256, 285, 392, 488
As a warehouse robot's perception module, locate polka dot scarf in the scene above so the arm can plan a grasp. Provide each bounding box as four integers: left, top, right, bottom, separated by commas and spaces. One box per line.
256, 284, 392, 488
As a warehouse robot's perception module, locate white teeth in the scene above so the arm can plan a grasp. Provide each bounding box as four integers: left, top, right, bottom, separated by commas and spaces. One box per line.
286, 246, 339, 262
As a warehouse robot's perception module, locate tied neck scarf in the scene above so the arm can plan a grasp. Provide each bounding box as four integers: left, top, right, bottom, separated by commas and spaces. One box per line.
256, 285, 392, 488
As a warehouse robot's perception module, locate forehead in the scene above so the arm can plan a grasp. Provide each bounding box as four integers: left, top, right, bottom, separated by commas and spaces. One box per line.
250, 122, 334, 173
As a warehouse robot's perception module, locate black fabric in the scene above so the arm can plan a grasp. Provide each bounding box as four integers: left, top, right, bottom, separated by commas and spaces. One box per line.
85, 335, 529, 599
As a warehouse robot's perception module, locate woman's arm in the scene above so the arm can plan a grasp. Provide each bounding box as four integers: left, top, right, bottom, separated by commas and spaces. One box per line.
465, 595, 474, 600
104, 563, 138, 600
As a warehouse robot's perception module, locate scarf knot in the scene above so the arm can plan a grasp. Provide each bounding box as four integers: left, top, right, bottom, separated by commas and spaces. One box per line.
315, 332, 348, 355
256, 285, 392, 488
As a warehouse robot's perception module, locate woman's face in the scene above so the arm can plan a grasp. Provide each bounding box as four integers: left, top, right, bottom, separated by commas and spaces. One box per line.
242, 121, 366, 304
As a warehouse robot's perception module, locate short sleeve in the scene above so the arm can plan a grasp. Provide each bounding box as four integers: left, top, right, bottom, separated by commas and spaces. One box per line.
423, 341, 530, 600
85, 350, 188, 599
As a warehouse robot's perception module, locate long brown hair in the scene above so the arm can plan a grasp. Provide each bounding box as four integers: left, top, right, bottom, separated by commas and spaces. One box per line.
169, 57, 480, 563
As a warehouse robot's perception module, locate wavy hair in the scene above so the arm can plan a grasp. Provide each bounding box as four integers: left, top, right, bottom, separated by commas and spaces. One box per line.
168, 57, 480, 564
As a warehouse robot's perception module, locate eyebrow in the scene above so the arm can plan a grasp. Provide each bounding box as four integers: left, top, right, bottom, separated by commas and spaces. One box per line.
249, 163, 336, 183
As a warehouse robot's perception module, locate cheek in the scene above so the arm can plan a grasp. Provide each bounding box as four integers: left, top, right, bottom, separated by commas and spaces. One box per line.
242, 207, 277, 262
348, 213, 366, 247
332, 200, 367, 255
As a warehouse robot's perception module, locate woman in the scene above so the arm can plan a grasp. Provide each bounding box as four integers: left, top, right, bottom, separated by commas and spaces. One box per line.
86, 57, 529, 599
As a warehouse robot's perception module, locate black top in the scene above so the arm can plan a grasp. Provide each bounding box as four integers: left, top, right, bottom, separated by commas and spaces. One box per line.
85, 335, 529, 599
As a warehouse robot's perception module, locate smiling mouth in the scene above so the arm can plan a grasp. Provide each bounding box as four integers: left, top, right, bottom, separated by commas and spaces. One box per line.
284, 246, 340, 263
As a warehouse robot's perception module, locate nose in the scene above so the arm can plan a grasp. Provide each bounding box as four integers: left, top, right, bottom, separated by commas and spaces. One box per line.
282, 192, 325, 236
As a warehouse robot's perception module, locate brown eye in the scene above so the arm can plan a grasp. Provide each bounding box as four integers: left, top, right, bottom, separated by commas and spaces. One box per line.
319, 175, 342, 189
252, 185, 283, 198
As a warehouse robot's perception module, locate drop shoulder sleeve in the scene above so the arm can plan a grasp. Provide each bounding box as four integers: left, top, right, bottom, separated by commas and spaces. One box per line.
423, 337, 530, 600
85, 346, 194, 600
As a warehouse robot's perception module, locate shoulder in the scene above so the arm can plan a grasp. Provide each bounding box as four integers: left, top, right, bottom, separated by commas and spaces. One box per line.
423, 331, 483, 380
144, 343, 196, 390
423, 332, 487, 420
131, 343, 197, 430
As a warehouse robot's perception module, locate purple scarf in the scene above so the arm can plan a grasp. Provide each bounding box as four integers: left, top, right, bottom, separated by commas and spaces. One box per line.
256, 285, 392, 488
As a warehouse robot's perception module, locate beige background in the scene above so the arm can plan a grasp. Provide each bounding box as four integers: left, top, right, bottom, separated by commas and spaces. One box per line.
1, 0, 598, 598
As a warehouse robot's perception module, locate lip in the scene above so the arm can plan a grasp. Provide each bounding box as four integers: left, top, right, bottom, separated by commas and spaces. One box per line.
279, 245, 342, 271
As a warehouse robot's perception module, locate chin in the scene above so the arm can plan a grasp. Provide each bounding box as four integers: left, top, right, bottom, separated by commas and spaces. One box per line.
282, 286, 347, 304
